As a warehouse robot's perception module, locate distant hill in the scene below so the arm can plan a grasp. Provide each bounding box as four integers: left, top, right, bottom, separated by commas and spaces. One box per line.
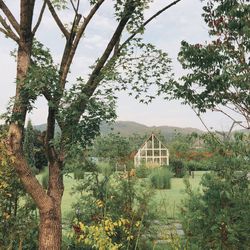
101, 121, 204, 139
35, 121, 204, 140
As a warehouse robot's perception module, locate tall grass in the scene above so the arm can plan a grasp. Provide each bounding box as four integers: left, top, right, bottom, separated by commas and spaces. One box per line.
150, 168, 173, 189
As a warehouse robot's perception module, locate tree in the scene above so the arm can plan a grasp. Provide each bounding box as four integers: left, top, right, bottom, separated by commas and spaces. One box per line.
23, 119, 36, 172
169, 2, 250, 246
0, 0, 181, 248
181, 133, 250, 249
170, 0, 250, 129
93, 133, 132, 168
0, 129, 38, 249
23, 120, 48, 172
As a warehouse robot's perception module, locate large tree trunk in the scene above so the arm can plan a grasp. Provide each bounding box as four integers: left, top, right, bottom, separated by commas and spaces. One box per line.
38, 161, 64, 249
39, 204, 62, 249
7, 2, 64, 249
39, 174, 63, 249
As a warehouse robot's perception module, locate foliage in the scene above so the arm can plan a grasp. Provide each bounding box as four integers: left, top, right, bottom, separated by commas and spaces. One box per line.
68, 217, 140, 250
97, 162, 114, 177
74, 168, 85, 180
0, 132, 38, 249
171, 0, 250, 127
23, 119, 47, 171
181, 134, 250, 249
92, 133, 132, 168
169, 159, 186, 178
23, 120, 36, 170
135, 165, 152, 178
185, 160, 210, 171
67, 169, 154, 249
150, 167, 173, 189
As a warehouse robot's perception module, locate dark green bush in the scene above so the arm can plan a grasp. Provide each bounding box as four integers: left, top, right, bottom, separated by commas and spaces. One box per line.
181, 134, 250, 249
150, 168, 173, 189
186, 160, 210, 171
182, 172, 250, 249
169, 160, 186, 178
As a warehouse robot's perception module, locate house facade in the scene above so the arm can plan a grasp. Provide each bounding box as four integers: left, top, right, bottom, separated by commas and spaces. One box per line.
134, 133, 169, 167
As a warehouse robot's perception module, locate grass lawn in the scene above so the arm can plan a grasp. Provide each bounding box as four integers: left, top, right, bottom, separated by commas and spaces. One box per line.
61, 174, 80, 218
151, 171, 206, 220
38, 171, 207, 221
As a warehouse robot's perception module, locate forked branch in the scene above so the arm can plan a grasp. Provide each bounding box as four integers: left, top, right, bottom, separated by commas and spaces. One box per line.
59, 0, 105, 89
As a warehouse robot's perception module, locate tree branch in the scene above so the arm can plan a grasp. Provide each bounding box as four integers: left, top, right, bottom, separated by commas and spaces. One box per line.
117, 0, 182, 54
45, 0, 70, 39
70, 0, 80, 14
190, 105, 223, 144
62, 2, 135, 130
59, 0, 105, 89
63, 0, 182, 127
0, 0, 20, 35
0, 15, 19, 43
32, 1, 46, 35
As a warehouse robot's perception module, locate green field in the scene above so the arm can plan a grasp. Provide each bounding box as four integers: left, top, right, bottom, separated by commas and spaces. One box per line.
151, 171, 205, 220
58, 171, 206, 221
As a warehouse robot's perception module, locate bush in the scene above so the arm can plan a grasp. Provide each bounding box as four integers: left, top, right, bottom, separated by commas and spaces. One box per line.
169, 160, 186, 178
181, 135, 250, 249
97, 162, 114, 177
150, 168, 173, 189
186, 160, 210, 171
73, 168, 85, 180
135, 166, 151, 178
67, 171, 154, 249
182, 172, 250, 249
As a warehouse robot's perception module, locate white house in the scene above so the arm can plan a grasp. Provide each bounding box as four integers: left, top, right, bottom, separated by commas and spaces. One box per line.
134, 133, 169, 167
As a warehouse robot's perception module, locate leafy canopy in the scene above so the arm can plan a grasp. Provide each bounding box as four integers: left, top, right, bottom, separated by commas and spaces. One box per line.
169, 0, 250, 128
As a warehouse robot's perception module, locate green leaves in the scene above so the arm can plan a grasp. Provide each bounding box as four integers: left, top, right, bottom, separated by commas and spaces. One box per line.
102, 37, 173, 104
170, 0, 250, 127
58, 78, 117, 148
22, 40, 60, 112
114, 0, 152, 33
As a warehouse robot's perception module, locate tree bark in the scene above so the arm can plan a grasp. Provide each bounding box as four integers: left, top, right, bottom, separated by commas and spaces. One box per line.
38, 160, 63, 250
39, 204, 62, 250
6, 2, 64, 249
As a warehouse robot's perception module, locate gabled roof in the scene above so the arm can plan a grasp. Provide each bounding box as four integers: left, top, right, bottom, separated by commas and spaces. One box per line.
135, 133, 168, 155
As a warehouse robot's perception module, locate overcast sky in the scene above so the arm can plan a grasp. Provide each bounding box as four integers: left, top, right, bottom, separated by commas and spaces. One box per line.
0, 0, 244, 131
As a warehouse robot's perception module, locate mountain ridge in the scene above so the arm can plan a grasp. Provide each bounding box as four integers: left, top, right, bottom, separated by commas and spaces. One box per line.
35, 121, 204, 139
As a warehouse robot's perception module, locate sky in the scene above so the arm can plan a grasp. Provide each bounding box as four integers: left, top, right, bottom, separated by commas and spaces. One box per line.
0, 0, 244, 131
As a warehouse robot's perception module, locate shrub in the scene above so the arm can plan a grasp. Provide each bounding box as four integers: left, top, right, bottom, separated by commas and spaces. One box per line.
169, 160, 186, 178
186, 160, 210, 171
68, 171, 154, 249
182, 172, 250, 249
97, 162, 114, 177
73, 168, 85, 180
135, 166, 151, 178
181, 135, 250, 249
150, 168, 173, 189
